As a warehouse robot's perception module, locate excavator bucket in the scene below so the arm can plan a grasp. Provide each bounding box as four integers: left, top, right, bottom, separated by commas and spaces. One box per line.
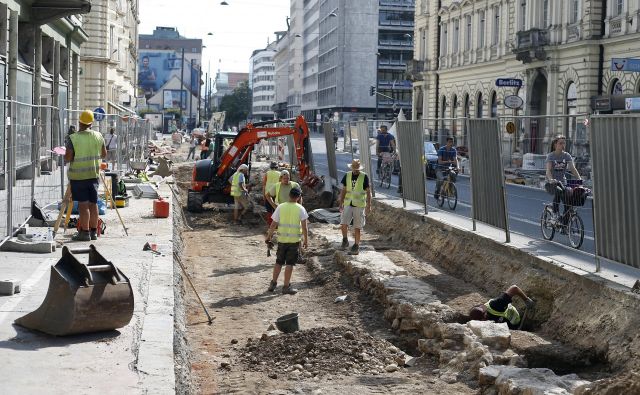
15, 245, 134, 336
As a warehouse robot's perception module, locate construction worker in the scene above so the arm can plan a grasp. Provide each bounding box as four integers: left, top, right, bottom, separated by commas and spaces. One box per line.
468, 285, 536, 329
262, 162, 281, 224
265, 187, 308, 295
64, 110, 107, 241
339, 159, 372, 255
266, 170, 300, 210
230, 164, 250, 223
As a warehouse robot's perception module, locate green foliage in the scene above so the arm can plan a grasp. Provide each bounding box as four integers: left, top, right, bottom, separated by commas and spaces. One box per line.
218, 81, 251, 128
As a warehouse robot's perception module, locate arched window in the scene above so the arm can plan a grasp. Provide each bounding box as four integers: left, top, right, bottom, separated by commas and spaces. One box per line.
490, 91, 498, 117
611, 79, 623, 95
464, 94, 470, 117
441, 96, 448, 118
566, 82, 577, 148
476, 92, 483, 118
452, 94, 458, 118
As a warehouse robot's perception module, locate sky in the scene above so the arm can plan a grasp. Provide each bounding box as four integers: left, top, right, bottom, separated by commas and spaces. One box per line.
138, 0, 291, 74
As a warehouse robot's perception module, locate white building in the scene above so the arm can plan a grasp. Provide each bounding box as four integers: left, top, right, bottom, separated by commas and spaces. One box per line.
80, 0, 139, 114
249, 42, 276, 121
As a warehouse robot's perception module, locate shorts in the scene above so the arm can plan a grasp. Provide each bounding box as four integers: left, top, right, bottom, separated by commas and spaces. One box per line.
106, 150, 117, 161
340, 205, 366, 228
276, 242, 300, 266
234, 195, 249, 209
70, 178, 99, 203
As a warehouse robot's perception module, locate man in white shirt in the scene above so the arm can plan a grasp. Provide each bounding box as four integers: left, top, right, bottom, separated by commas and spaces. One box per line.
105, 128, 118, 170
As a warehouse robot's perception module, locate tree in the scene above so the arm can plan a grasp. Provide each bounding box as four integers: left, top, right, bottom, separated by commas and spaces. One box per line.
219, 81, 251, 128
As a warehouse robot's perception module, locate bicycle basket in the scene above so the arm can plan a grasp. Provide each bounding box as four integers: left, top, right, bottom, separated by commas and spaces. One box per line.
568, 186, 588, 207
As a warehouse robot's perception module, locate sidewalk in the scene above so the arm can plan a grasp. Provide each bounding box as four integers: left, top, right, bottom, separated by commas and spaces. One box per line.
374, 191, 640, 291
0, 182, 175, 394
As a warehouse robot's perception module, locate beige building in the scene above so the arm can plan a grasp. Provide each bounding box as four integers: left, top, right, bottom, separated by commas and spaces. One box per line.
80, 0, 139, 114
411, 0, 640, 158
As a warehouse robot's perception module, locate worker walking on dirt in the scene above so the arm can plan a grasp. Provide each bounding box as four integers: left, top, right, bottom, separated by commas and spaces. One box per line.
339, 159, 372, 255
230, 164, 250, 223
265, 187, 308, 295
64, 110, 107, 241
468, 285, 536, 329
263, 162, 281, 224
266, 170, 301, 210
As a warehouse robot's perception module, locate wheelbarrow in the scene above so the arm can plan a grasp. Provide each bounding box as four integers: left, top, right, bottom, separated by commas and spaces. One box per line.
14, 245, 134, 336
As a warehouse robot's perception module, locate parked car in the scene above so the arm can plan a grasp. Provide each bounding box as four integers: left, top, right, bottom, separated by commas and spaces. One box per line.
424, 141, 439, 178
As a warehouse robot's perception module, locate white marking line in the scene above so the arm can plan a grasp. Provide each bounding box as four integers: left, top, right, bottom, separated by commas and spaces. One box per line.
0, 258, 56, 323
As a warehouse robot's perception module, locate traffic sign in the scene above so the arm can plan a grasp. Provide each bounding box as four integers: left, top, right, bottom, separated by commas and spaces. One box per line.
504, 95, 524, 109
505, 121, 516, 134
496, 78, 523, 88
93, 107, 106, 122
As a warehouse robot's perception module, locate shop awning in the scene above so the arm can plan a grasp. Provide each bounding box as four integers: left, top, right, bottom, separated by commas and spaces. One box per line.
31, 1, 92, 25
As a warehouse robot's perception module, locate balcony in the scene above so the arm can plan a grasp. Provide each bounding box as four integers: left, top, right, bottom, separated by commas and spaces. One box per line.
405, 59, 425, 81
513, 29, 549, 64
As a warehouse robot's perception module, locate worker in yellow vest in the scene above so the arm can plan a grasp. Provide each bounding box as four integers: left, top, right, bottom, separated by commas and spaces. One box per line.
64, 110, 107, 241
265, 187, 308, 295
262, 162, 281, 224
338, 159, 372, 255
266, 170, 301, 210
468, 285, 536, 329
229, 164, 250, 223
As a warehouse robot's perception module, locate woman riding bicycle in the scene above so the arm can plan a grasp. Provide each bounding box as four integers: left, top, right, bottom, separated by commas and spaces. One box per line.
545, 135, 582, 224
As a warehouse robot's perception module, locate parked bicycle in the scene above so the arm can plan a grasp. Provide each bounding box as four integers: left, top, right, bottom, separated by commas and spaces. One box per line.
436, 164, 458, 210
378, 152, 395, 189
540, 180, 590, 249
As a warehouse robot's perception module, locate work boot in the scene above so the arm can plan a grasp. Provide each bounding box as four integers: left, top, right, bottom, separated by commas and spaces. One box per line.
71, 230, 91, 242
268, 280, 277, 292
282, 285, 298, 295
90, 229, 98, 240
348, 244, 359, 255
340, 238, 348, 249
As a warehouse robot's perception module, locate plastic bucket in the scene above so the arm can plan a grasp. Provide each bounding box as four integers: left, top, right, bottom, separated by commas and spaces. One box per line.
275, 312, 299, 333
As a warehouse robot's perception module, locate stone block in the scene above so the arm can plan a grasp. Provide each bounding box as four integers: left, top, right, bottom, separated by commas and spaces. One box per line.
399, 318, 418, 332
467, 320, 511, 349
479, 365, 591, 394
439, 322, 473, 342
0, 279, 21, 295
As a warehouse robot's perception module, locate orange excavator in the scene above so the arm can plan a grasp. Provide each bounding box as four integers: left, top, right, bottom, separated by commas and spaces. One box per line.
187, 115, 322, 212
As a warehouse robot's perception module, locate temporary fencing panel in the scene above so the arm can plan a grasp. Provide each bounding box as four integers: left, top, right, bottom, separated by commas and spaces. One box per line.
356, 121, 375, 195
468, 118, 509, 239
396, 121, 427, 206
323, 122, 338, 181
591, 115, 640, 269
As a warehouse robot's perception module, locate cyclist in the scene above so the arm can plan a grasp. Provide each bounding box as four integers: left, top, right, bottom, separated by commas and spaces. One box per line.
545, 135, 582, 225
434, 137, 458, 200
376, 124, 396, 175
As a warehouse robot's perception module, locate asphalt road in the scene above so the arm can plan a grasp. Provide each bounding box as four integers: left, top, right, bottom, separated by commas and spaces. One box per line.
309, 136, 595, 254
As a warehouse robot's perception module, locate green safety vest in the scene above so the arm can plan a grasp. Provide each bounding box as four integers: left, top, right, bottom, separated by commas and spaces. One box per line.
265, 170, 280, 194
277, 202, 303, 243
484, 301, 521, 326
275, 181, 300, 205
230, 172, 243, 196
344, 172, 366, 207
68, 130, 103, 180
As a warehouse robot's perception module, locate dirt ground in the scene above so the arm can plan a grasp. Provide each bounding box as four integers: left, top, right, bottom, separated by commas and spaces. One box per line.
169, 150, 475, 394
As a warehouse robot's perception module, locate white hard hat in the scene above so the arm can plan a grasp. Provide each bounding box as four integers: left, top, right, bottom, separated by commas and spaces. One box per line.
238, 164, 249, 171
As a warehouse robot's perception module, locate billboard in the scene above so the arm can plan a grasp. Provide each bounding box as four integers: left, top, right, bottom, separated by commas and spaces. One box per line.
138, 50, 200, 99
163, 89, 187, 109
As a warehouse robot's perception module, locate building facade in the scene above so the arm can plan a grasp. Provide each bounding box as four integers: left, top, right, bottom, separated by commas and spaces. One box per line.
80, 0, 139, 115
249, 42, 276, 121
273, 31, 290, 119
412, 1, 640, 157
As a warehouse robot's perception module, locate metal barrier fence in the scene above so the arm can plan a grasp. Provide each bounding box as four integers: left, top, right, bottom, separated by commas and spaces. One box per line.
322, 122, 338, 181
396, 120, 427, 207
591, 115, 640, 269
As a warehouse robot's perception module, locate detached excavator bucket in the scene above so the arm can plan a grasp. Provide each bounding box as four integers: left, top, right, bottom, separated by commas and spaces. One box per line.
15, 245, 134, 336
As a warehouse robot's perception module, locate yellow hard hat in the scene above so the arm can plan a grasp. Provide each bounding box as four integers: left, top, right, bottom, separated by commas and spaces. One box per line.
79, 110, 94, 125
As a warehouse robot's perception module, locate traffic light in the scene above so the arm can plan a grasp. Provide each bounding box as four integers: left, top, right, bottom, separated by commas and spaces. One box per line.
369, 86, 376, 96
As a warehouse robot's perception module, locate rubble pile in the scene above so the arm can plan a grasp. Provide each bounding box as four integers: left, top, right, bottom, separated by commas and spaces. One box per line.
240, 326, 410, 379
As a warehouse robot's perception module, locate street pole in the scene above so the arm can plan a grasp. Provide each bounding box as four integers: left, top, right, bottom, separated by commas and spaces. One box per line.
179, 48, 185, 128
189, 58, 195, 129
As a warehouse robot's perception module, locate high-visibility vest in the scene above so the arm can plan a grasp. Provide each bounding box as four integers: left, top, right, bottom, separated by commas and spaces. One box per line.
68, 130, 103, 180
344, 172, 366, 207
265, 170, 280, 194
277, 202, 303, 243
484, 301, 521, 326
230, 172, 243, 196
275, 181, 300, 205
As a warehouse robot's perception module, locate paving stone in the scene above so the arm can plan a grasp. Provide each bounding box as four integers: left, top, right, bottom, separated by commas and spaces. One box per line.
467, 320, 512, 349
0, 279, 21, 295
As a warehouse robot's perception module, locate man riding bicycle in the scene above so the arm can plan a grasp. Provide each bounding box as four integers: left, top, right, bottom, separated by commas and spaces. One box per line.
434, 137, 458, 200
545, 135, 582, 225
376, 124, 396, 175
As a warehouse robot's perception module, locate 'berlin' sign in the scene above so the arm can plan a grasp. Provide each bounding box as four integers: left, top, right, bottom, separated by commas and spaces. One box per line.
495, 78, 523, 88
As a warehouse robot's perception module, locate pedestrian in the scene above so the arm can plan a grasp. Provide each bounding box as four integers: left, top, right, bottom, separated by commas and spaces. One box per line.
545, 135, 582, 225
200, 136, 210, 160
262, 162, 281, 224
265, 187, 308, 295
105, 127, 118, 170
332, 128, 339, 150
376, 124, 396, 176
434, 137, 458, 200
229, 163, 250, 223
187, 135, 197, 160
265, 170, 301, 211
64, 110, 107, 241
339, 159, 372, 255
468, 285, 536, 329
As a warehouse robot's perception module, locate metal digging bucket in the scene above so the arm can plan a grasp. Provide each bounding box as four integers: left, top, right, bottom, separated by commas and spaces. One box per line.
14, 245, 134, 336
275, 313, 300, 333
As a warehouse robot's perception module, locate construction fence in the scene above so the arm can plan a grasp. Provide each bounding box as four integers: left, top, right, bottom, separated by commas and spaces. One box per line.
0, 102, 151, 247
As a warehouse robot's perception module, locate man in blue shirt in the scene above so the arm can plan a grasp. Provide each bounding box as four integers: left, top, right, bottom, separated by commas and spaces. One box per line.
434, 137, 458, 199
375, 124, 395, 175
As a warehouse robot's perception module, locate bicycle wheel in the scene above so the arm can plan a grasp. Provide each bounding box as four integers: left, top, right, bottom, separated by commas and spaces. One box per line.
384, 166, 391, 189
446, 183, 458, 210
378, 166, 385, 187
567, 213, 584, 249
437, 182, 445, 207
540, 206, 555, 240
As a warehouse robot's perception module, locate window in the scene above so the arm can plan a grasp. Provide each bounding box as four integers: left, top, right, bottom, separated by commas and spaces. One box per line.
492, 6, 500, 46
490, 91, 498, 117
465, 15, 472, 51
441, 22, 448, 55
614, 0, 624, 16
477, 92, 483, 118
478, 11, 485, 48
520, 0, 526, 30
570, 0, 580, 24
453, 19, 459, 53
566, 82, 577, 144
611, 79, 623, 95
543, 0, 549, 27
109, 25, 115, 59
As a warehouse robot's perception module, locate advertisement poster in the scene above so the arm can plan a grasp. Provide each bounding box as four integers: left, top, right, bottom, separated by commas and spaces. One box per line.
163, 90, 187, 109
138, 50, 199, 99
